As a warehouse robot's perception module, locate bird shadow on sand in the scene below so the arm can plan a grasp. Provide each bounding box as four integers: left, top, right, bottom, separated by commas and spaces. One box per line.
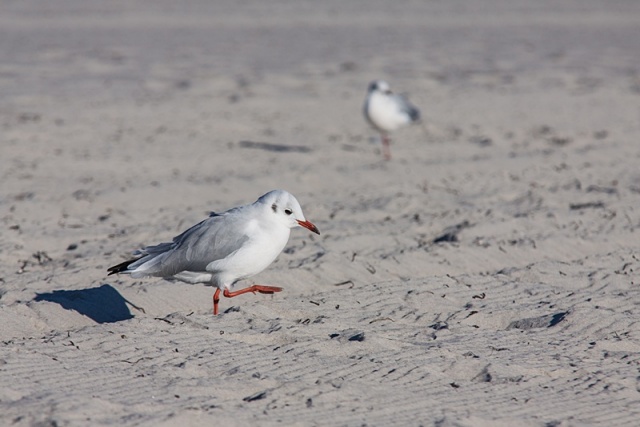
34, 284, 139, 323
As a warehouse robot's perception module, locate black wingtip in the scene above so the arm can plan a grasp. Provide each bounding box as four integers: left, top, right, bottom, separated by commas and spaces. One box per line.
409, 107, 420, 122
107, 258, 138, 276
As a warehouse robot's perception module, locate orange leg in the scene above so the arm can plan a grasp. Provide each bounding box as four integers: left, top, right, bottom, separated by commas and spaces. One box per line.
213, 288, 221, 315
212, 285, 283, 315
381, 134, 391, 160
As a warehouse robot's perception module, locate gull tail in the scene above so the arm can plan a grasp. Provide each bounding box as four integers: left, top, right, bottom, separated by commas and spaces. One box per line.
409, 105, 420, 123
107, 258, 139, 276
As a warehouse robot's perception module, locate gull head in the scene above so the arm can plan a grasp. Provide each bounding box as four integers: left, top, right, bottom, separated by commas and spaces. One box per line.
257, 190, 320, 235
368, 80, 392, 95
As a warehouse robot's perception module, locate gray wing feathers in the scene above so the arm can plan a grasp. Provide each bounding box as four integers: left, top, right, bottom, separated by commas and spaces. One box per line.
395, 94, 420, 122
129, 213, 249, 278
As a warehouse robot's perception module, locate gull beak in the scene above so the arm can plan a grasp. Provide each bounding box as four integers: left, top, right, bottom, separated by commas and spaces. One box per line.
297, 219, 320, 235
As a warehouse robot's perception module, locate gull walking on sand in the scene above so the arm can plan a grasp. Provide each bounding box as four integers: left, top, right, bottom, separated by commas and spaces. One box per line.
363, 80, 420, 160
108, 190, 320, 315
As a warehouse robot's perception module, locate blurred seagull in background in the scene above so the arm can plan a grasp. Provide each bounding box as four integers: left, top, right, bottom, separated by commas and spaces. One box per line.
363, 80, 421, 160
108, 190, 320, 315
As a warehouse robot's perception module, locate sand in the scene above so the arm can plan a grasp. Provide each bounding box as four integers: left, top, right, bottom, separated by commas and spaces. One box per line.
1, 0, 640, 425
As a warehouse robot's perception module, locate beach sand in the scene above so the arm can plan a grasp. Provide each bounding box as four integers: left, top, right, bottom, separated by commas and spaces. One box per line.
1, 1, 640, 425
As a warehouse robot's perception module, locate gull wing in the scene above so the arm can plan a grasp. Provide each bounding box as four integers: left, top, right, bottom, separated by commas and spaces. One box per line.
395, 93, 420, 122
117, 210, 250, 278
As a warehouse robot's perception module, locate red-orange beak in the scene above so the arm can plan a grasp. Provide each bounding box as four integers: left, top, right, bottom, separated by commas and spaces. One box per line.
297, 219, 320, 235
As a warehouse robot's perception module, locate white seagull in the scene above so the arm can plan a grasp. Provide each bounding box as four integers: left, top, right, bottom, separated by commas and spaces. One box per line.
363, 80, 420, 160
108, 190, 320, 315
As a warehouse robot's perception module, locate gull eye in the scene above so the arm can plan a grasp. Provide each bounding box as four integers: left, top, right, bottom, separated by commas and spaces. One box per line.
284, 208, 293, 216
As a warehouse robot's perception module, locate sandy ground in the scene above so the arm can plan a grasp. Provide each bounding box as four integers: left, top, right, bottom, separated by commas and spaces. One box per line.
2, 0, 640, 425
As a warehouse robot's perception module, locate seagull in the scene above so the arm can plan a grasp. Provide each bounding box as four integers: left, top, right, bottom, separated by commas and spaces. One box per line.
363, 80, 420, 160
108, 190, 320, 315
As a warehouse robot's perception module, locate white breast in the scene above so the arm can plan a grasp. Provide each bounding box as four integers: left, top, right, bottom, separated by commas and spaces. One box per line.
366, 92, 412, 133
207, 219, 291, 289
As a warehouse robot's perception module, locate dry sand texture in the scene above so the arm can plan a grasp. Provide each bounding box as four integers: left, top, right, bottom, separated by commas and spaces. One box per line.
2, 1, 640, 425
